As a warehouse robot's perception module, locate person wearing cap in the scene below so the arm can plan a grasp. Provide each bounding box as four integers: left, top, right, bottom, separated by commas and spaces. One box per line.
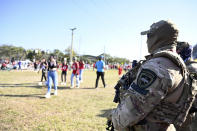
108, 20, 197, 131
45, 56, 58, 98
176, 41, 197, 131
70, 57, 80, 88
61, 58, 68, 86
95, 55, 106, 88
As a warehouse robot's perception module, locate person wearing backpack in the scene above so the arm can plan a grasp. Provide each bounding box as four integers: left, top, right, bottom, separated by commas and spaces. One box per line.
107, 20, 197, 131
176, 41, 197, 131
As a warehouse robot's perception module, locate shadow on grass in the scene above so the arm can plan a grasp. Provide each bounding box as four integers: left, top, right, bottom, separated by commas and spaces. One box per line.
0, 83, 43, 88
0, 94, 45, 99
57, 86, 95, 90
56, 86, 71, 90
79, 87, 96, 90
0, 83, 97, 90
97, 109, 113, 118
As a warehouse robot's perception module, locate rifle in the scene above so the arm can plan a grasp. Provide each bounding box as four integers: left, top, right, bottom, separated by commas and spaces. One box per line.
113, 61, 143, 103
106, 61, 143, 131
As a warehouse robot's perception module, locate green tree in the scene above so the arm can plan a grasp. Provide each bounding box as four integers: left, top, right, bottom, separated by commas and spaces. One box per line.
52, 49, 65, 62
64, 46, 78, 57
0, 45, 26, 60
26, 49, 34, 61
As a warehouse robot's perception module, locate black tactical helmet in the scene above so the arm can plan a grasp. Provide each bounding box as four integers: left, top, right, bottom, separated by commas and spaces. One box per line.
177, 41, 190, 52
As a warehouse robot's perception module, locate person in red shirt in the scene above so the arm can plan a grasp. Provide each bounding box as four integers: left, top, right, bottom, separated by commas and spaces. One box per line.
70, 57, 80, 88
61, 58, 68, 86
1, 62, 7, 70
79, 59, 85, 83
93, 63, 95, 71
118, 64, 123, 78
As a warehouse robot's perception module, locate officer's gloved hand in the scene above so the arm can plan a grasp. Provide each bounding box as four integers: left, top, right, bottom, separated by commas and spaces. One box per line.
189, 106, 197, 114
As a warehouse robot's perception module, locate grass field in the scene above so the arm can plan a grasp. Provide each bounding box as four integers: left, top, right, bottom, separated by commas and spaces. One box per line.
2, 70, 197, 131
0, 69, 120, 131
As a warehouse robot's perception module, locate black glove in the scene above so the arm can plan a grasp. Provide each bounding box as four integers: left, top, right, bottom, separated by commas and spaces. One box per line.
189, 106, 197, 114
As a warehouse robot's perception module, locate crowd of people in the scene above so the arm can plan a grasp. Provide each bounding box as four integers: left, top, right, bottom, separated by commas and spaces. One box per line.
32, 56, 106, 98
0, 55, 133, 97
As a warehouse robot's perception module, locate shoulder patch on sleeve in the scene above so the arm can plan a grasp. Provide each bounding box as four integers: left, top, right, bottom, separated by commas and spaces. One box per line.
129, 69, 157, 95
137, 69, 157, 89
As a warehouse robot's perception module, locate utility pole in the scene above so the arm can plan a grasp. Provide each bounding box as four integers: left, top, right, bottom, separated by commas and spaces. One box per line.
70, 28, 77, 65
